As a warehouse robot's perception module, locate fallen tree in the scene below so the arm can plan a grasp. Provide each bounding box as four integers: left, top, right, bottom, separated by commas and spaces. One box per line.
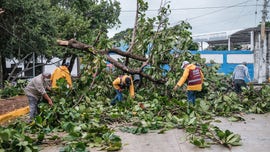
0, 8, 4, 14
57, 39, 166, 83
55, 0, 197, 85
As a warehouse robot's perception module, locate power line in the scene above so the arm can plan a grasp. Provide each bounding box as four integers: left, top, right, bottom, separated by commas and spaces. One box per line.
187, 0, 252, 21
232, 0, 251, 29
171, 0, 253, 25
255, 0, 259, 26
121, 4, 262, 12
190, 12, 255, 34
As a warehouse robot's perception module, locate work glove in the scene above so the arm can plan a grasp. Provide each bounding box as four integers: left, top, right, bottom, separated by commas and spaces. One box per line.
173, 86, 178, 91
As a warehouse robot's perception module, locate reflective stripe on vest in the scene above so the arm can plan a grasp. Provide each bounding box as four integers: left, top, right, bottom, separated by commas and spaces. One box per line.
188, 67, 202, 85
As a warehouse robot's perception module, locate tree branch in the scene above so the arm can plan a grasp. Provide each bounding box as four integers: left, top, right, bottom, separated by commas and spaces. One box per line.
105, 48, 147, 61
107, 55, 165, 83
57, 39, 166, 84
127, 0, 139, 53
0, 8, 4, 15
57, 39, 94, 53
57, 39, 147, 61
147, 2, 168, 64
93, 30, 103, 47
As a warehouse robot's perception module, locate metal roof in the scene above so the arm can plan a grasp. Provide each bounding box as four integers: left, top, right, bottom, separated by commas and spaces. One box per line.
192, 27, 268, 45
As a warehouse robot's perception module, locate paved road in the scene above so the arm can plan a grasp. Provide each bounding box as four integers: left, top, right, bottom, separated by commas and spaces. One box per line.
41, 113, 270, 152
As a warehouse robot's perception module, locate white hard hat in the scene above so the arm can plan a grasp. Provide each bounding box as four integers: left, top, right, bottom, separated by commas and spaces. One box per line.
181, 61, 189, 69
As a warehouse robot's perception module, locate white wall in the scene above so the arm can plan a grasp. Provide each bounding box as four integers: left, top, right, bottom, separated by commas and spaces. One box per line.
44, 57, 79, 76
200, 54, 223, 63
227, 54, 254, 63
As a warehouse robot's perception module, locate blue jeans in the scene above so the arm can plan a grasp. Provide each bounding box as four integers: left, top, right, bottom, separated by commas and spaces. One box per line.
111, 90, 123, 105
187, 91, 196, 105
27, 95, 39, 120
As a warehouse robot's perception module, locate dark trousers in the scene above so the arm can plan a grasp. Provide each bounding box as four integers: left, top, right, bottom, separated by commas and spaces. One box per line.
233, 79, 246, 93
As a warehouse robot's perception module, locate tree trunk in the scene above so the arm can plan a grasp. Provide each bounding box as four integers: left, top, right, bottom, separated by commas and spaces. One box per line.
0, 53, 3, 88
62, 53, 76, 72
0, 8, 4, 15
0, 54, 8, 88
57, 39, 166, 84
69, 54, 77, 72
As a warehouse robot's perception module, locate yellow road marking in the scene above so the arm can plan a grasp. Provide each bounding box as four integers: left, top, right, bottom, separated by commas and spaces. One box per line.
0, 106, 29, 124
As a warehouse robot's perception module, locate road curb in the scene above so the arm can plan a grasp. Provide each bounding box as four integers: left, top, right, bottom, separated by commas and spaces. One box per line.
0, 106, 29, 124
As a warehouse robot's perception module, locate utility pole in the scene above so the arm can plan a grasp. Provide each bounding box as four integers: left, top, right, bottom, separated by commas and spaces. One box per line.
32, 52, 35, 77
258, 0, 269, 83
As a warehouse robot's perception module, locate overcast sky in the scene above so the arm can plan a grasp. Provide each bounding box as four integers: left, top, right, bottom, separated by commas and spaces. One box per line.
108, 0, 263, 37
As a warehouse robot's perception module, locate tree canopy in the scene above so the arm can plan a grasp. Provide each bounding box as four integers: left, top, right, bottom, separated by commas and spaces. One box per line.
0, 0, 120, 84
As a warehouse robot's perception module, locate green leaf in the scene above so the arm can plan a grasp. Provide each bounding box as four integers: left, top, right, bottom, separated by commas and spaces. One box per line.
63, 122, 75, 133
0, 130, 11, 141
228, 116, 245, 122
75, 142, 87, 152
59, 98, 66, 103
17, 141, 29, 146
199, 100, 209, 111
37, 133, 45, 141
188, 117, 196, 125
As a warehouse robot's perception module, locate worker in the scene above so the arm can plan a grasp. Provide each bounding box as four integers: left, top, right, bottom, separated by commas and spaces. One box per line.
24, 72, 53, 121
232, 62, 251, 93
111, 75, 135, 106
51, 62, 72, 88
173, 61, 204, 105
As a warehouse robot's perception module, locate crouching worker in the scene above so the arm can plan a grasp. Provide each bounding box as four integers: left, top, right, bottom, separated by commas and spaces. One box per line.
111, 75, 135, 106
24, 73, 53, 122
173, 61, 204, 105
232, 62, 251, 93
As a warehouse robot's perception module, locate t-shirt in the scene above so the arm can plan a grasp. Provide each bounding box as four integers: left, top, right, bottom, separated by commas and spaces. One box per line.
24, 74, 47, 100
232, 64, 251, 81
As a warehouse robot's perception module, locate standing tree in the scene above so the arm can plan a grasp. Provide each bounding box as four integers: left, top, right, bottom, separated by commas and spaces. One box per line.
0, 0, 121, 87
0, 0, 58, 85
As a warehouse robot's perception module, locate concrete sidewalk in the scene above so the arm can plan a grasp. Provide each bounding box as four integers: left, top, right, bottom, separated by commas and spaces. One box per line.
41, 113, 270, 152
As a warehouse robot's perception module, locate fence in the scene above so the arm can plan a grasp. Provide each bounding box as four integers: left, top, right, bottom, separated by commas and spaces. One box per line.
191, 50, 254, 80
